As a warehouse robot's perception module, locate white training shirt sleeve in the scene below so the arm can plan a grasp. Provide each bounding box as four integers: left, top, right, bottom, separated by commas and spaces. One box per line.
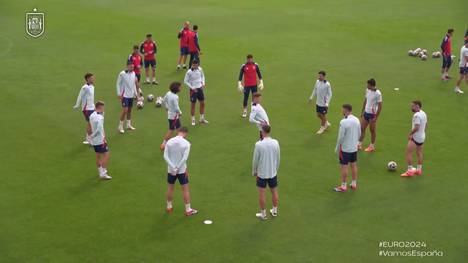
326, 83, 332, 106
200, 68, 205, 85
116, 72, 123, 96
310, 81, 317, 100
276, 141, 281, 171
335, 120, 345, 153
184, 70, 192, 89
249, 106, 260, 125
252, 143, 260, 175
175, 144, 190, 169
163, 146, 177, 171
74, 87, 85, 108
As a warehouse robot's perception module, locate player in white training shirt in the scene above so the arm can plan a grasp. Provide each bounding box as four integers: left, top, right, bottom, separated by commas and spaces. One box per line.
334, 104, 361, 192
163, 127, 198, 216
249, 93, 270, 140
73, 73, 95, 145
401, 101, 427, 177
252, 125, 280, 220
308, 70, 332, 134
454, 42, 468, 94
116, 61, 141, 134
184, 60, 208, 125
89, 101, 111, 180
161, 82, 183, 150
358, 78, 382, 152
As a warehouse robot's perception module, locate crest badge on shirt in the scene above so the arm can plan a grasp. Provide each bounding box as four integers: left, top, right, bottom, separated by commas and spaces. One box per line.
26, 8, 45, 38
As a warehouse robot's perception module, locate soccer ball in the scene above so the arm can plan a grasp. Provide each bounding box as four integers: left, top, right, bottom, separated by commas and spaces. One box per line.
420, 54, 427, 60
147, 94, 155, 102
155, 96, 163, 107
387, 161, 397, 171
414, 48, 421, 55
421, 49, 427, 54
432, 51, 441, 58
451, 55, 456, 60
408, 50, 414, 56
136, 100, 144, 109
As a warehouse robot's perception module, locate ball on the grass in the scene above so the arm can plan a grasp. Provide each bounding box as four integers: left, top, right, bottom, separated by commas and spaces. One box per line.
387, 161, 397, 171
421, 54, 427, 60
408, 50, 414, 56
155, 96, 163, 107
422, 49, 427, 54
137, 100, 144, 109
147, 94, 155, 102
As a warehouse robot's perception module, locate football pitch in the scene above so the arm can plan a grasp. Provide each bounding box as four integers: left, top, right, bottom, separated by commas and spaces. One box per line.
1, 0, 468, 262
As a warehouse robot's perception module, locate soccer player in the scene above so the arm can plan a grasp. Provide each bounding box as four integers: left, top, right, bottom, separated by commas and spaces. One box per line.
454, 41, 468, 94
139, 34, 158, 84
116, 61, 141, 134
89, 101, 111, 180
238, 54, 264, 118
358, 78, 382, 152
128, 45, 143, 83
73, 73, 95, 145
161, 82, 183, 150
252, 125, 280, 220
184, 60, 208, 126
308, 70, 332, 134
334, 104, 361, 192
401, 101, 427, 177
187, 25, 201, 67
177, 21, 191, 70
249, 93, 270, 140
164, 126, 198, 216
441, 29, 454, 81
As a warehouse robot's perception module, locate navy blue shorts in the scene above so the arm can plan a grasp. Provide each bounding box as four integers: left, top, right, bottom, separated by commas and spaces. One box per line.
135, 73, 141, 82
180, 47, 189, 55
460, 67, 468, 75
144, 59, 156, 68
256, 176, 278, 188
442, 54, 452, 68
190, 88, 205, 103
316, 105, 328, 115
168, 118, 181, 130
167, 173, 189, 185
121, 97, 134, 108
339, 151, 357, 165
82, 110, 94, 122
93, 143, 109, 153
363, 112, 375, 122
411, 138, 424, 146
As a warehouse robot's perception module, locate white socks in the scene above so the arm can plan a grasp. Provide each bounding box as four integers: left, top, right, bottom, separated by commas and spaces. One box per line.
98, 166, 107, 176
185, 203, 191, 212
272, 207, 278, 214
341, 182, 347, 188
119, 121, 124, 128
126, 120, 132, 127
408, 165, 414, 171
351, 180, 357, 186
417, 165, 422, 170
167, 201, 173, 209
200, 114, 205, 120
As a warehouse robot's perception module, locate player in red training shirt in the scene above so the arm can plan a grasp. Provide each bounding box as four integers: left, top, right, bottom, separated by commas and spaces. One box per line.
238, 54, 264, 118
139, 34, 158, 85
128, 45, 143, 83
177, 21, 191, 71
188, 25, 201, 68
441, 29, 454, 81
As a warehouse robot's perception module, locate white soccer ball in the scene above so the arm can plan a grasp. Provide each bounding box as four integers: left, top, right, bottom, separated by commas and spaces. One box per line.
432, 52, 441, 58
147, 94, 155, 102
422, 49, 427, 54
421, 54, 427, 60
408, 50, 414, 56
155, 96, 163, 107
387, 161, 397, 171
137, 100, 144, 109
451, 55, 456, 60
414, 48, 421, 55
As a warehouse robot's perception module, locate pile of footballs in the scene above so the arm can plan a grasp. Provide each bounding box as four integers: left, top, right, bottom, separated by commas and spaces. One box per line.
408, 48, 455, 61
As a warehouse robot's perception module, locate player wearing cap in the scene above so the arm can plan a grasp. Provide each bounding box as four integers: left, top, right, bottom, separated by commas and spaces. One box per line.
163, 126, 198, 216
454, 41, 468, 94
334, 104, 361, 192
116, 61, 141, 134
358, 78, 382, 152
161, 82, 183, 150
401, 101, 427, 177
249, 93, 270, 140
441, 29, 454, 81
89, 101, 111, 180
252, 125, 280, 220
238, 54, 264, 118
184, 60, 208, 126
139, 34, 158, 84
308, 70, 332, 134
73, 73, 95, 145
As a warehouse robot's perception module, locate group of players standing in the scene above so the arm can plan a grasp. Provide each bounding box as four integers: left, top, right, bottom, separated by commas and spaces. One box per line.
73, 21, 464, 220
440, 28, 468, 93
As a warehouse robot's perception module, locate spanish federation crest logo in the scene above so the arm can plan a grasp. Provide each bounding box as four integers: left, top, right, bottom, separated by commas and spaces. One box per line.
25, 8, 45, 38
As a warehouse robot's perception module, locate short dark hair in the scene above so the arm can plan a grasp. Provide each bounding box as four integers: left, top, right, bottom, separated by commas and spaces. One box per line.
261, 125, 271, 134
318, 70, 326, 76
342, 104, 352, 112
247, 54, 253, 59
367, 78, 376, 86
193, 25, 198, 30
253, 93, 262, 98
192, 60, 199, 64
448, 28, 454, 34
412, 100, 422, 108
170, 81, 181, 93
179, 126, 189, 133
95, 101, 105, 108
84, 73, 93, 80
133, 45, 139, 49
146, 34, 152, 38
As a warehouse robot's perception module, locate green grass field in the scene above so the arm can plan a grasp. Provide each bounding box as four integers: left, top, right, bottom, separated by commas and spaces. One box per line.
1, 0, 468, 262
